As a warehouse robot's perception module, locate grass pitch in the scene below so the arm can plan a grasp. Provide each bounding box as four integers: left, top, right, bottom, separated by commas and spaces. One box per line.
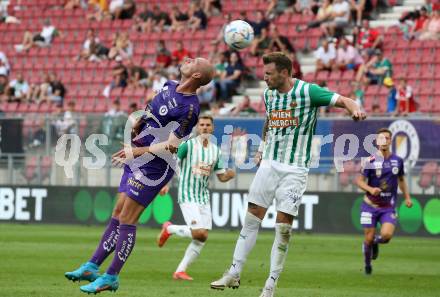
0, 224, 439, 297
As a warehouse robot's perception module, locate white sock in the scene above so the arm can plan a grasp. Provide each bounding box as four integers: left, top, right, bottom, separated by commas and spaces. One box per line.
176, 240, 205, 272
167, 225, 192, 238
228, 212, 262, 277
264, 223, 292, 289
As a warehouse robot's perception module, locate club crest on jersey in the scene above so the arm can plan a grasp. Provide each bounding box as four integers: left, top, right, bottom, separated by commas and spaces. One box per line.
392, 167, 399, 175
159, 105, 168, 116
290, 101, 297, 108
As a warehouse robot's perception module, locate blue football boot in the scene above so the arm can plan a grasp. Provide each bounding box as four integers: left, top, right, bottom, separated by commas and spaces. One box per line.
80, 273, 119, 294
65, 262, 100, 283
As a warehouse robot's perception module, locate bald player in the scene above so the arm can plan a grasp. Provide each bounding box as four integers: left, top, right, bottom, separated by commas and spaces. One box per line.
65, 57, 215, 294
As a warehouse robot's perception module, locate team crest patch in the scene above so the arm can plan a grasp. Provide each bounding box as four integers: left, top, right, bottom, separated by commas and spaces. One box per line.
290, 101, 297, 108
159, 105, 168, 116
191, 220, 197, 225
392, 167, 399, 175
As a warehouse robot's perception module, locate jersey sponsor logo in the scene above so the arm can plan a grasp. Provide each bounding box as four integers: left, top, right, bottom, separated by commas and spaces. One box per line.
192, 162, 212, 177
392, 167, 399, 175
128, 177, 145, 190
269, 110, 299, 129
389, 120, 419, 167
159, 105, 168, 116
360, 212, 372, 225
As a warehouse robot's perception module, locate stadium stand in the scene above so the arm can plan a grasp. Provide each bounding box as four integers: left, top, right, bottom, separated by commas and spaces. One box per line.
0, 0, 438, 118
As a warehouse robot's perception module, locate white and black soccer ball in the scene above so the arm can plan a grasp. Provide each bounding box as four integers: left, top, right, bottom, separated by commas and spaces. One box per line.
224, 20, 254, 50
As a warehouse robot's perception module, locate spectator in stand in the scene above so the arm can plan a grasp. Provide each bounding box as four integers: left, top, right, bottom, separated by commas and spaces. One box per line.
49, 72, 66, 104
111, 0, 136, 20
383, 77, 397, 113
166, 57, 181, 78
87, 0, 109, 21
78, 28, 109, 61
27, 73, 52, 102
16, 19, 62, 52
202, 0, 222, 17
395, 78, 417, 115
132, 3, 154, 32
268, 25, 295, 54
155, 40, 172, 68
103, 58, 128, 97
0, 59, 8, 77
249, 11, 270, 37
0, 74, 9, 101
152, 5, 171, 32
315, 39, 336, 71
0, 51, 10, 75
169, 5, 189, 32
250, 27, 272, 56
146, 72, 167, 102
291, 53, 303, 79
188, 1, 208, 31
296, 0, 333, 33
371, 103, 381, 115
172, 41, 192, 63
108, 32, 133, 60
334, 38, 363, 70
231, 95, 257, 115
126, 59, 148, 89
54, 101, 77, 137
217, 51, 244, 101
356, 49, 392, 85
8, 73, 30, 102
350, 0, 374, 26
322, 0, 350, 37
407, 7, 429, 40
354, 20, 383, 52
211, 13, 232, 45
105, 99, 127, 117
419, 8, 440, 40
64, 0, 86, 10
266, 0, 296, 20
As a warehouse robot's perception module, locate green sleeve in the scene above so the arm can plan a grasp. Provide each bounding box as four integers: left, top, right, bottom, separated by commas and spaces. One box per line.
214, 151, 226, 173
177, 142, 188, 160
309, 83, 339, 107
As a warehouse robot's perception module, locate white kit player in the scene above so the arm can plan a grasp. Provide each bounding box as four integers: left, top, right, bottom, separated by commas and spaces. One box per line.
210, 52, 366, 297
157, 115, 235, 281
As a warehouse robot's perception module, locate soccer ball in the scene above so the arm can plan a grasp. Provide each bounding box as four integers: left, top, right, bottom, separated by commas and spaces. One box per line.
224, 20, 254, 50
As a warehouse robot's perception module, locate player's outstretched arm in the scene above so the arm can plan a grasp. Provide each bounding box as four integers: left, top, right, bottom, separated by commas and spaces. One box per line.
217, 169, 236, 182
398, 175, 413, 208
334, 96, 367, 121
356, 175, 381, 196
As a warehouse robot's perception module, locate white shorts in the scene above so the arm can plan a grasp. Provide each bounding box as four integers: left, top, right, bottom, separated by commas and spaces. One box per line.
248, 160, 309, 216
179, 202, 212, 230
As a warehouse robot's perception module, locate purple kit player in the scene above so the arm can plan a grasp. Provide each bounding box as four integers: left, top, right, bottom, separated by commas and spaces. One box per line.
356, 127, 412, 275
65, 57, 214, 294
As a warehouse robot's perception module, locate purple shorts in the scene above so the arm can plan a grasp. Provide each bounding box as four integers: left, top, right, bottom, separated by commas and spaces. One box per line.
118, 166, 174, 208
360, 202, 397, 228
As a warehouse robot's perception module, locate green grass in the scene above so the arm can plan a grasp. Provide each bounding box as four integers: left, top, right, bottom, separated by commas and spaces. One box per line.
0, 224, 439, 297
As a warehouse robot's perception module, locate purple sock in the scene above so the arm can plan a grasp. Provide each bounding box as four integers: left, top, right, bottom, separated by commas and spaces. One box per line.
374, 235, 387, 244
363, 242, 372, 267
90, 217, 120, 266
107, 224, 136, 275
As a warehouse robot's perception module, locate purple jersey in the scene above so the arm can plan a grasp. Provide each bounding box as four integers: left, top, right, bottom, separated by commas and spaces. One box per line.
118, 80, 200, 207
131, 80, 200, 170
362, 154, 404, 208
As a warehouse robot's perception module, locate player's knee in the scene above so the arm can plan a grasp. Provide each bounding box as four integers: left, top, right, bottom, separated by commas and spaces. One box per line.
192, 230, 208, 242
381, 234, 392, 243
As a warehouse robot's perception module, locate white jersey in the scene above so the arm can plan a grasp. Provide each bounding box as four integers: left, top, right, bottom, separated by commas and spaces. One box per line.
177, 136, 225, 204
263, 79, 339, 168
